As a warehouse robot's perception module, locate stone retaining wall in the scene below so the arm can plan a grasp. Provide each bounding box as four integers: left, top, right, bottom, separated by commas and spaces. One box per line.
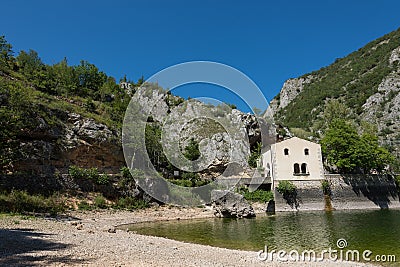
274, 174, 400, 211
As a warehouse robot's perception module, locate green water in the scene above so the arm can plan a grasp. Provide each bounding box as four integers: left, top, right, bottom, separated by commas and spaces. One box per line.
127, 210, 400, 265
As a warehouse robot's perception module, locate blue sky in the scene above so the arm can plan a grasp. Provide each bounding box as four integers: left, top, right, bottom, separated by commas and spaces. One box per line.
1, 0, 400, 112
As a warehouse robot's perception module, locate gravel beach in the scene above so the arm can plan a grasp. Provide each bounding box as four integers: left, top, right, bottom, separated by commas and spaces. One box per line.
0, 207, 377, 266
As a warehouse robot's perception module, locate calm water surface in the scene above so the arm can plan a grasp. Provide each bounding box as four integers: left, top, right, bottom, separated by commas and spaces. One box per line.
127, 210, 400, 264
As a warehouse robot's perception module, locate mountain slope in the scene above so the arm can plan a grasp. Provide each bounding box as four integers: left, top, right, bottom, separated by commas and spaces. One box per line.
270, 27, 400, 163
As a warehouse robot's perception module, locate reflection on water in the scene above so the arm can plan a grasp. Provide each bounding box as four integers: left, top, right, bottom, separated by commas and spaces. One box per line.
127, 209, 400, 263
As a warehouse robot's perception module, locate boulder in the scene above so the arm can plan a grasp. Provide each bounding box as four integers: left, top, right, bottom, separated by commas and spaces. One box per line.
211, 190, 255, 218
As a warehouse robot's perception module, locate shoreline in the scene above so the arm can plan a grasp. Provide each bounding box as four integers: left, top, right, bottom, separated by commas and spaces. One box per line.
0, 207, 379, 266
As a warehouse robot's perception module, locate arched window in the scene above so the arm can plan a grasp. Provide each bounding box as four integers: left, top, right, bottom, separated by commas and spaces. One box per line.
284, 148, 289, 155
294, 163, 300, 174
301, 163, 307, 174
304, 148, 309, 155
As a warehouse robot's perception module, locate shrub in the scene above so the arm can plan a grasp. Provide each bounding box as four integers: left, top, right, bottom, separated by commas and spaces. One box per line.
69, 165, 108, 184
0, 190, 66, 215
96, 174, 110, 185
94, 195, 107, 209
114, 197, 149, 211
321, 180, 331, 195
68, 165, 85, 179
276, 181, 296, 195
238, 187, 274, 203
120, 166, 133, 180
78, 200, 93, 211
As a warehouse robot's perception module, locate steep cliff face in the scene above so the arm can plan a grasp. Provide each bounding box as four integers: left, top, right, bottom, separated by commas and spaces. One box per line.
3, 80, 261, 179
361, 48, 400, 137
131, 85, 262, 178
12, 111, 124, 175
269, 75, 313, 112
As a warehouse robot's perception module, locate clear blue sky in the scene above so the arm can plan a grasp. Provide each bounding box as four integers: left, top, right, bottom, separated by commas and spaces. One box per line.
1, 0, 400, 112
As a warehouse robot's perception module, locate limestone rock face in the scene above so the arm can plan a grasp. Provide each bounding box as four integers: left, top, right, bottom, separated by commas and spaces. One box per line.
132, 85, 265, 179
361, 51, 400, 141
211, 190, 255, 218
269, 75, 313, 114
13, 111, 124, 175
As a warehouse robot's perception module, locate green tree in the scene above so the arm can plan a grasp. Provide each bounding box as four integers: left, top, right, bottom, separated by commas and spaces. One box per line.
321, 119, 361, 173
184, 138, 200, 161
74, 60, 107, 97
47, 58, 79, 95
321, 119, 394, 173
0, 35, 14, 71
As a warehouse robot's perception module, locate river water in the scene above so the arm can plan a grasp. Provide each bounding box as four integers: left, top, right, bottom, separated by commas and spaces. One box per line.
127, 209, 400, 265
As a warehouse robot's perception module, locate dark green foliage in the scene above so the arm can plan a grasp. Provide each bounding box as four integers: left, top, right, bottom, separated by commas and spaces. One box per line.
321, 119, 394, 173
321, 180, 331, 196
248, 142, 261, 168
238, 186, 274, 202
68, 166, 110, 185
94, 195, 107, 208
0, 190, 66, 214
184, 138, 201, 161
120, 166, 133, 179
97, 174, 110, 185
114, 197, 149, 210
0, 35, 14, 71
78, 200, 94, 211
276, 181, 296, 195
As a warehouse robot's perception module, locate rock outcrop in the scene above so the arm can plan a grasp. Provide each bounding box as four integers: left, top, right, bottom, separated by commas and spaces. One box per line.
268, 75, 313, 113
132, 85, 264, 179
13, 111, 124, 176
211, 190, 255, 218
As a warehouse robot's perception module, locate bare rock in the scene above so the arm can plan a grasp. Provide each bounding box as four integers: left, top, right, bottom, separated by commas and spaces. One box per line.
211, 190, 255, 218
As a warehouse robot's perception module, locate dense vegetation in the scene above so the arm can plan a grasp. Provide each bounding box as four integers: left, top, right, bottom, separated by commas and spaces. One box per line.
321, 119, 394, 174
276, 27, 400, 129
0, 35, 143, 171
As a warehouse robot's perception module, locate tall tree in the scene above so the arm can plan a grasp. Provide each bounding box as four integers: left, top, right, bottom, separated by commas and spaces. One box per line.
321, 119, 394, 173
0, 35, 14, 70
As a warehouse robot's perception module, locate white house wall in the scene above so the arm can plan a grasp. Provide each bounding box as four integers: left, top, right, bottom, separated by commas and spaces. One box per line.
263, 137, 324, 182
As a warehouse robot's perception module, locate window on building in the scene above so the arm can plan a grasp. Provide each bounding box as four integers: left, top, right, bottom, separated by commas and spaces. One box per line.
301, 163, 307, 174
304, 148, 309, 155
294, 163, 300, 174
284, 148, 289, 155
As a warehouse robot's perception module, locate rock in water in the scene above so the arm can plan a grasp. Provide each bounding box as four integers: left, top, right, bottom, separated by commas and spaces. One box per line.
211, 190, 255, 218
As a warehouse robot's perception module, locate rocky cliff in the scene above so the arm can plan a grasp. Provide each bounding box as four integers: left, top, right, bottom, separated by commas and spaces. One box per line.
269, 27, 400, 161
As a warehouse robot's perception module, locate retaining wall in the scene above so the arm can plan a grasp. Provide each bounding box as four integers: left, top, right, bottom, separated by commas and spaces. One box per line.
274, 174, 400, 212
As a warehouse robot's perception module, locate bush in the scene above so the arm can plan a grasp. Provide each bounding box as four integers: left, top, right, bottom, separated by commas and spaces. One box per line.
238, 187, 274, 203
78, 200, 94, 211
120, 166, 133, 180
114, 197, 149, 211
276, 181, 296, 195
0, 190, 66, 215
94, 195, 107, 209
69, 165, 109, 184
96, 174, 109, 185
321, 180, 331, 195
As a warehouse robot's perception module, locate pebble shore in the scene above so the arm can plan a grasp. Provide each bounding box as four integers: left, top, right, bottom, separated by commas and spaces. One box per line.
0, 207, 377, 266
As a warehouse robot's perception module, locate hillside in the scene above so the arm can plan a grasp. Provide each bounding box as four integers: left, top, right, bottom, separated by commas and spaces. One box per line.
269, 27, 400, 167
0, 35, 262, 202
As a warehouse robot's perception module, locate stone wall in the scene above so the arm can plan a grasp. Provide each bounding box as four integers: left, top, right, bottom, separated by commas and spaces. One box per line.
274, 174, 400, 212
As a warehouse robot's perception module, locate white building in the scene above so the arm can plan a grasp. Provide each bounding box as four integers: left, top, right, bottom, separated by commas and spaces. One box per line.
260, 137, 324, 186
